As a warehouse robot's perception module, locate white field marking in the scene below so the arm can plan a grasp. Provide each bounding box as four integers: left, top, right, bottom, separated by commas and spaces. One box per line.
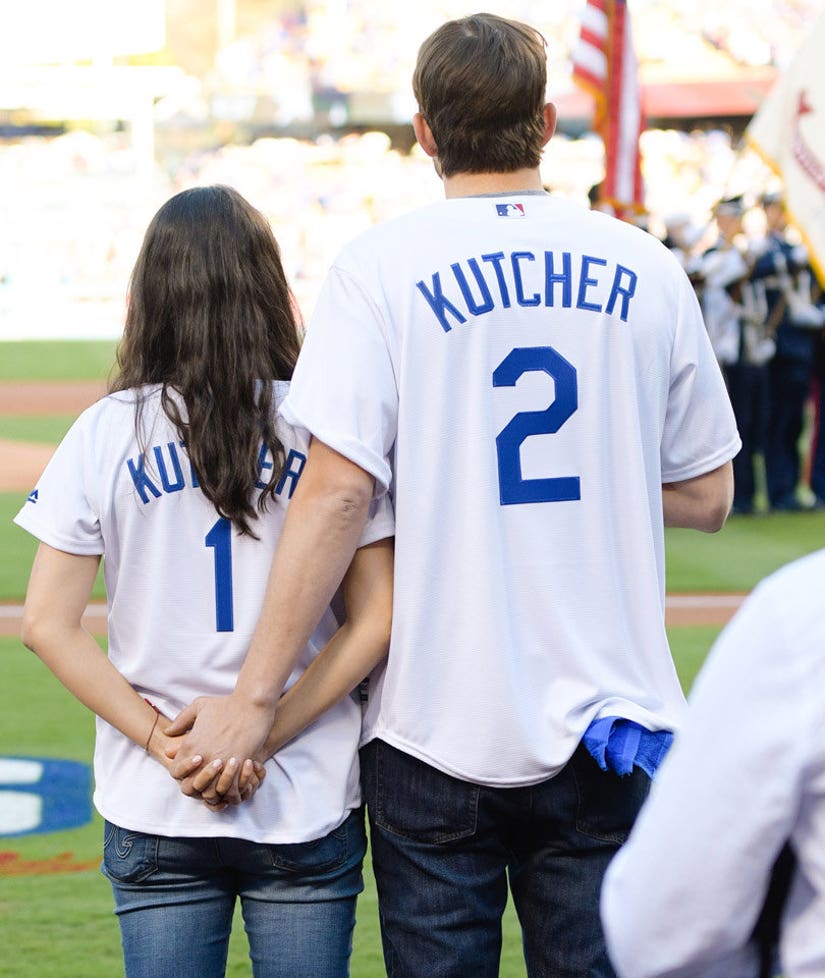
0, 598, 745, 617
665, 595, 746, 608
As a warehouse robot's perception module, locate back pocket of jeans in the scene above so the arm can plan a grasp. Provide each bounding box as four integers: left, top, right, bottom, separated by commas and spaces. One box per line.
266, 818, 356, 874
366, 741, 479, 844
570, 749, 650, 844
102, 821, 159, 883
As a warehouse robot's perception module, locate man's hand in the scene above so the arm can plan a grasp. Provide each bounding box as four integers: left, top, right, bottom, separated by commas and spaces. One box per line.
146, 714, 267, 811
166, 693, 276, 800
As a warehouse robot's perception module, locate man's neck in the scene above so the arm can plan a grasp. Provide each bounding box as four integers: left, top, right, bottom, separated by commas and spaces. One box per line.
442, 168, 545, 198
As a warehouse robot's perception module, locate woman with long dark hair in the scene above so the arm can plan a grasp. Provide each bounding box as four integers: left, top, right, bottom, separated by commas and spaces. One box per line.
15, 184, 394, 978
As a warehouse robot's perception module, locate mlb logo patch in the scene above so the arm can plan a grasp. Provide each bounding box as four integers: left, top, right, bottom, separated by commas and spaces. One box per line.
496, 203, 526, 217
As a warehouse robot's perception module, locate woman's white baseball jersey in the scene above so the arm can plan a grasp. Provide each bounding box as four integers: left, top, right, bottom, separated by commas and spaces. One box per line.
601, 548, 825, 978
14, 383, 394, 843
281, 192, 741, 787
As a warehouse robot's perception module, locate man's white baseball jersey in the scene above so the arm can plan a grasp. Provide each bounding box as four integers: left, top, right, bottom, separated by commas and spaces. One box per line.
601, 548, 825, 978
281, 192, 741, 786
14, 383, 394, 843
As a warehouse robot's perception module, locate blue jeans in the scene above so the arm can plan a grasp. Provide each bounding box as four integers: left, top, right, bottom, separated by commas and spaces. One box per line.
361, 739, 650, 978
727, 360, 770, 511
101, 808, 366, 978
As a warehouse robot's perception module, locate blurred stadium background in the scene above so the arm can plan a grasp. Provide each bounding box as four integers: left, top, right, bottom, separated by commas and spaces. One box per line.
1, 0, 822, 341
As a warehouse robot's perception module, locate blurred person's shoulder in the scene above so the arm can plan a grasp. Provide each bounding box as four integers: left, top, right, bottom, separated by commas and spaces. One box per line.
746, 548, 825, 645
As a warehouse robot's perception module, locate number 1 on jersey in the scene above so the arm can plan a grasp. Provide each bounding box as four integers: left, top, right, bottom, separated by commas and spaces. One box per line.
493, 345, 581, 506
205, 517, 234, 632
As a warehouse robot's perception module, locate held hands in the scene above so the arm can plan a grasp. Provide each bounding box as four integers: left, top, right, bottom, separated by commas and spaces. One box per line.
175, 755, 266, 811
163, 694, 274, 811
144, 710, 262, 811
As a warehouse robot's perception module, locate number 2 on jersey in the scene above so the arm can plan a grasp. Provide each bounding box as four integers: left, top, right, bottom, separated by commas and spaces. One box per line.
205, 517, 234, 632
493, 345, 581, 506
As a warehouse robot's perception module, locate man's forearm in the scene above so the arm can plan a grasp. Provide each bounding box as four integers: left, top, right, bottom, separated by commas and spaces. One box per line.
171, 439, 376, 777
226, 437, 375, 716
235, 440, 375, 709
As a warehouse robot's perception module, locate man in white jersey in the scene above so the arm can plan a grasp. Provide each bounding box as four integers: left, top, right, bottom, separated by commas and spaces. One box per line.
601, 549, 825, 978
174, 13, 739, 976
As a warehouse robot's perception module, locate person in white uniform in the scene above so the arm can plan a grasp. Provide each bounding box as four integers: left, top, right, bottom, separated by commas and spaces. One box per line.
14, 185, 394, 978
170, 15, 739, 978
601, 548, 825, 978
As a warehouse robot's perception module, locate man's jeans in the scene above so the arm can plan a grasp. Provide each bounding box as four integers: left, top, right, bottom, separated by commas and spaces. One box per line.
361, 739, 649, 978
102, 807, 365, 978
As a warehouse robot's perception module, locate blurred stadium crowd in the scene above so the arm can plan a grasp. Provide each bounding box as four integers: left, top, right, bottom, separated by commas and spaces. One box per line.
0, 0, 822, 353
0, 124, 780, 341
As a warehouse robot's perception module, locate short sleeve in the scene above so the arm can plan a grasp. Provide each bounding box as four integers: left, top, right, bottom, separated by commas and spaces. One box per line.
281, 264, 398, 495
357, 491, 395, 548
661, 271, 741, 482
13, 410, 103, 555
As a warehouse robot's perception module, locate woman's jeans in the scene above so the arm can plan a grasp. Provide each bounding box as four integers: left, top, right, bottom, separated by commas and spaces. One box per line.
102, 807, 366, 978
361, 739, 650, 978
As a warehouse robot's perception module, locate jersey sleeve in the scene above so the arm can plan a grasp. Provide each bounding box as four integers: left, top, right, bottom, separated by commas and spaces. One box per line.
661, 270, 741, 482
13, 409, 104, 555
281, 264, 398, 496
357, 491, 395, 548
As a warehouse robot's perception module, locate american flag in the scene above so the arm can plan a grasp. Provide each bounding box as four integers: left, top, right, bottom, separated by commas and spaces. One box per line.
572, 0, 646, 219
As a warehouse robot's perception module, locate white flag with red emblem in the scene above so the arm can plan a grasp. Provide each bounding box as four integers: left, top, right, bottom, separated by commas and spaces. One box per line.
572, 0, 646, 219
746, 14, 825, 285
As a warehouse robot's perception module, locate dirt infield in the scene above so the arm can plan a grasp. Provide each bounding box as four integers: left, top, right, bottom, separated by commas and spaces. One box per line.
0, 381, 106, 492
0, 603, 108, 637
0, 594, 745, 639
0, 439, 56, 492
0, 381, 106, 415
0, 379, 746, 632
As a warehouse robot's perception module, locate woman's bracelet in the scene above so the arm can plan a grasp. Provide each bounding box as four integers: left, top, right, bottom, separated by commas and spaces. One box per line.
143, 699, 161, 752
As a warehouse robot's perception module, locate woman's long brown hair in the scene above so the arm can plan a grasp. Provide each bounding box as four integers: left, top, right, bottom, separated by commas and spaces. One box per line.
110, 185, 302, 536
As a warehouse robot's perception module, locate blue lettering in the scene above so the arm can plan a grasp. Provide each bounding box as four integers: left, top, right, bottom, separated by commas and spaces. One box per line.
276, 449, 307, 499
511, 251, 540, 307
255, 443, 275, 490
606, 264, 638, 322
416, 274, 467, 333
127, 456, 162, 504
153, 442, 186, 493
419, 251, 638, 330
482, 252, 512, 308
577, 255, 607, 312
451, 259, 494, 316
544, 251, 573, 308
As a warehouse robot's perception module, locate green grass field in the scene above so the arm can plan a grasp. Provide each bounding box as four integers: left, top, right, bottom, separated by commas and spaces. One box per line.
1, 340, 822, 976
0, 340, 118, 381
0, 631, 706, 978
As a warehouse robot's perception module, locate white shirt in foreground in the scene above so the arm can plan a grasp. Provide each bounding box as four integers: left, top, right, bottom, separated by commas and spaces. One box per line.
281, 193, 741, 786
14, 383, 394, 844
601, 548, 825, 978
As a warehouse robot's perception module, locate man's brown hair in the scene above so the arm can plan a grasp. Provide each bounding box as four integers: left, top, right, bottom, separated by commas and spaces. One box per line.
412, 13, 548, 178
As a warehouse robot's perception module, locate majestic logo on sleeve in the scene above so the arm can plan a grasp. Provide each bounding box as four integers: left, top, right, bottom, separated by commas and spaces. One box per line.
496, 202, 526, 217
793, 91, 825, 193
26, 489, 38, 504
